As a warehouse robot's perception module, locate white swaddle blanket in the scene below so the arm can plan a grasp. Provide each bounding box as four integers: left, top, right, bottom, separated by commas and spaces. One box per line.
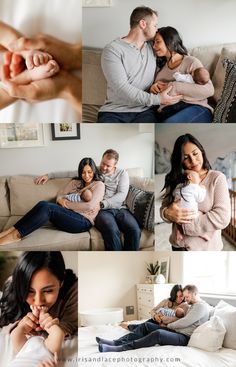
10, 336, 53, 367
0, 0, 81, 123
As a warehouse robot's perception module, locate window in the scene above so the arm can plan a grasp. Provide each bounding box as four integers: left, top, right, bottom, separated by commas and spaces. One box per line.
182, 252, 236, 296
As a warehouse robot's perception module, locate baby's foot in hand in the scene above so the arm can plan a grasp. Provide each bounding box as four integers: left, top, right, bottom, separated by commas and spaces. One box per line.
28, 60, 59, 81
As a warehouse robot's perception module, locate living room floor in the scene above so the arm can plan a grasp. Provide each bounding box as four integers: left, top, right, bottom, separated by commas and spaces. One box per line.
155, 222, 236, 251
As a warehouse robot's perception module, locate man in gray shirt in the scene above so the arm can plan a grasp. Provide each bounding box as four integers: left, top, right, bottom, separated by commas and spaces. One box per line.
97, 6, 181, 123
97, 284, 210, 352
35, 149, 141, 250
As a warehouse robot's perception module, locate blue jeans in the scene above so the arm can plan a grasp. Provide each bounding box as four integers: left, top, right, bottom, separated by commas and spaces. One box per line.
97, 107, 158, 123
157, 103, 213, 123
14, 201, 92, 237
95, 208, 141, 251
114, 321, 189, 350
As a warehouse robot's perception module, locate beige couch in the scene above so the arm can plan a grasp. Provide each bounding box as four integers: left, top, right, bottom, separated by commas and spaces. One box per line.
82, 43, 236, 122
0, 169, 154, 251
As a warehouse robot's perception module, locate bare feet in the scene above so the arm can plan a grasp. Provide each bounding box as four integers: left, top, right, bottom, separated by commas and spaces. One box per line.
10, 60, 59, 85
119, 322, 129, 330
0, 226, 15, 239
0, 228, 21, 246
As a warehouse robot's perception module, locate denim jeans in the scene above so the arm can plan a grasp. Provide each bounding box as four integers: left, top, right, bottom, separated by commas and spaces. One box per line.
95, 208, 141, 251
97, 107, 159, 123
114, 321, 189, 350
157, 103, 213, 123
14, 201, 92, 237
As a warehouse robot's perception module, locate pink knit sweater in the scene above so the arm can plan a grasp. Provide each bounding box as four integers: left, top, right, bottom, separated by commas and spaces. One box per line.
155, 55, 214, 112
160, 170, 230, 250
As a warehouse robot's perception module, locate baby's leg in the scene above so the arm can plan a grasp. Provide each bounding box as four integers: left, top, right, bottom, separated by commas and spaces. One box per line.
9, 60, 59, 85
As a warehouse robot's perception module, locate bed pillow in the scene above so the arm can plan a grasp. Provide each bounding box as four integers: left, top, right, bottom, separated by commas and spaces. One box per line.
188, 316, 226, 352
214, 300, 236, 349
125, 185, 154, 232
213, 59, 236, 123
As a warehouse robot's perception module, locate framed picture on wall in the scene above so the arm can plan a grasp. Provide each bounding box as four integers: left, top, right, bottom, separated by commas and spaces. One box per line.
82, 0, 112, 7
0, 123, 45, 148
51, 123, 80, 141
159, 257, 170, 283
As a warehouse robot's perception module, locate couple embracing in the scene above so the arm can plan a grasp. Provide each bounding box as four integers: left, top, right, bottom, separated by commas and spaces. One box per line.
98, 6, 214, 123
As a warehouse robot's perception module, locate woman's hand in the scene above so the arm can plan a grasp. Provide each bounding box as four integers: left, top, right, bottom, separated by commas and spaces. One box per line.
150, 81, 169, 94
164, 201, 197, 224
154, 314, 162, 323
57, 197, 69, 209
39, 310, 59, 333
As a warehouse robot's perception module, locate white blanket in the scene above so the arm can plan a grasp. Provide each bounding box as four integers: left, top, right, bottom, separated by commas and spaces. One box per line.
79, 324, 236, 367
0, 328, 78, 367
0, 0, 81, 123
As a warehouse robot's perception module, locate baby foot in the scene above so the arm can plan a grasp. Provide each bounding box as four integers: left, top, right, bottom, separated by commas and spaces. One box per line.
10, 59, 59, 85
27, 60, 59, 81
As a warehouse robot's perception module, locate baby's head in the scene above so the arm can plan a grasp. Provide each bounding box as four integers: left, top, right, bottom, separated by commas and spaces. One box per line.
81, 189, 92, 202
185, 169, 201, 184
192, 67, 210, 85
175, 307, 185, 318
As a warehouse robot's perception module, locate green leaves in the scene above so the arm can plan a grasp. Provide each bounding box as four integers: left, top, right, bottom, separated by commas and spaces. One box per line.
146, 261, 160, 275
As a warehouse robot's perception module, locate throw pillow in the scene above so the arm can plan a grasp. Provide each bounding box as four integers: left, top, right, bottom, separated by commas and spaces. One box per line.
212, 46, 236, 103
188, 316, 226, 352
125, 185, 154, 232
214, 300, 236, 349
213, 59, 236, 123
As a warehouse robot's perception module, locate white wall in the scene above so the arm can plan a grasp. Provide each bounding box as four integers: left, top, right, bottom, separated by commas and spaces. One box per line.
156, 124, 236, 165
78, 252, 154, 321
83, 0, 236, 49
0, 124, 154, 177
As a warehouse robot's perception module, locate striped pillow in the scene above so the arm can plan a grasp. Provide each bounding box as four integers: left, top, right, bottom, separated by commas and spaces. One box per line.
125, 185, 154, 232
213, 59, 236, 123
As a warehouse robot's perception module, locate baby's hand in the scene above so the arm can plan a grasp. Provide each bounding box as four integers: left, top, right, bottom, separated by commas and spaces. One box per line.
39, 308, 59, 333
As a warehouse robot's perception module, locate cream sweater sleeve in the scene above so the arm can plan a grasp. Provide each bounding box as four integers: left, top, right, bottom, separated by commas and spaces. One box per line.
182, 171, 230, 237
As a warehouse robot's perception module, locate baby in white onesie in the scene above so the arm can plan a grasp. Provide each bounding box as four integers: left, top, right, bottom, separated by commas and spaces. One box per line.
174, 169, 209, 243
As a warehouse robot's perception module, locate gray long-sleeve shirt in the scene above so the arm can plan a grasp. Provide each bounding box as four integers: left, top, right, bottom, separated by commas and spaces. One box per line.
99, 38, 160, 113
48, 167, 129, 209
167, 300, 210, 336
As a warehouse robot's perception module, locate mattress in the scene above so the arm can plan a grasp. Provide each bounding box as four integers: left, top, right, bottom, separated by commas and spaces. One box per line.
78, 324, 236, 367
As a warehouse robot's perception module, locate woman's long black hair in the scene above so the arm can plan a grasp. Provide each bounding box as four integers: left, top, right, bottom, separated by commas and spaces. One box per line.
0, 252, 77, 327
169, 284, 183, 304
155, 26, 188, 69
162, 134, 211, 206
74, 157, 103, 187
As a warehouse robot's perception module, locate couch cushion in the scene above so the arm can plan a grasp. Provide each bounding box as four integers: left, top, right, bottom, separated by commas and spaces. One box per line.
82, 49, 106, 106
8, 176, 71, 216
89, 227, 154, 251
213, 59, 236, 123
129, 176, 154, 191
0, 177, 10, 216
3, 216, 90, 250
125, 185, 154, 232
212, 45, 236, 103
214, 300, 236, 349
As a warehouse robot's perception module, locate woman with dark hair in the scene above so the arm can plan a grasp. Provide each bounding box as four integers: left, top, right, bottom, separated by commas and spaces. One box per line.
98, 284, 188, 345
0, 251, 77, 366
160, 134, 230, 250
151, 26, 214, 123
0, 157, 105, 246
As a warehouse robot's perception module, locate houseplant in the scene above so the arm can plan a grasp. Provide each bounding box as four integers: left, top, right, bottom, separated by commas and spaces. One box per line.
146, 261, 160, 284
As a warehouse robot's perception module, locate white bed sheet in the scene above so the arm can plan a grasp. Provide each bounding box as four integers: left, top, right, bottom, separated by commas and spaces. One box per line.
0, 327, 78, 367
78, 324, 236, 367
0, 0, 81, 123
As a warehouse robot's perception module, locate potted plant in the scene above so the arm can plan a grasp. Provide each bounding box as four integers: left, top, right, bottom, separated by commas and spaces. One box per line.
146, 261, 160, 284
